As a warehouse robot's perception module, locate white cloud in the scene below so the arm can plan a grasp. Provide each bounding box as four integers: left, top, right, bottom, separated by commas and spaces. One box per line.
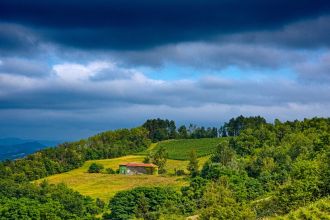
53, 61, 112, 81
1, 58, 330, 139
1, 59, 330, 109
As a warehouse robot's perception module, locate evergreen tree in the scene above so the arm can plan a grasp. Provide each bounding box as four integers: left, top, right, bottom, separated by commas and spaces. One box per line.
188, 149, 199, 177
178, 125, 188, 139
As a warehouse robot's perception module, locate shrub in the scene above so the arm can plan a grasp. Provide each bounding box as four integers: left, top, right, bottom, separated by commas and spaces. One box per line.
88, 163, 104, 173
105, 168, 116, 174
176, 169, 186, 176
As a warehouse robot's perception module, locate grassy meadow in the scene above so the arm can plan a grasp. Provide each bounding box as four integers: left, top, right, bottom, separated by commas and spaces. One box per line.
37, 155, 209, 201
148, 138, 226, 160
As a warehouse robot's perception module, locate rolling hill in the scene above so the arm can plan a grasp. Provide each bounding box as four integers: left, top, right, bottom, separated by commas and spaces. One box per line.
36, 139, 213, 201
37, 155, 209, 201
0, 138, 61, 161
0, 141, 46, 161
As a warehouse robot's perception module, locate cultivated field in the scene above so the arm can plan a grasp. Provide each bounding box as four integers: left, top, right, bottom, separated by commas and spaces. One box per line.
37, 155, 209, 201
149, 138, 226, 160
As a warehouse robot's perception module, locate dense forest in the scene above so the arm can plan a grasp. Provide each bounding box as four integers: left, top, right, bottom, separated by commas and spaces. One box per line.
0, 116, 329, 219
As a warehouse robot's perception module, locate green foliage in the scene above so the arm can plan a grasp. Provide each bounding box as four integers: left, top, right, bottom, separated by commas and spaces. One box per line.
0, 127, 150, 181
274, 197, 330, 220
229, 128, 260, 156
108, 187, 191, 220
199, 181, 256, 220
187, 149, 199, 177
95, 198, 105, 209
145, 146, 168, 174
0, 127, 150, 219
274, 159, 322, 213
1, 116, 330, 219
0, 179, 101, 219
201, 163, 264, 202
143, 118, 177, 142
320, 146, 330, 196
220, 115, 267, 137
105, 167, 116, 174
88, 163, 104, 173
181, 177, 208, 209
175, 169, 186, 176
177, 125, 188, 139
187, 124, 218, 139
199, 117, 330, 218
142, 118, 219, 142
0, 197, 68, 220
211, 141, 236, 166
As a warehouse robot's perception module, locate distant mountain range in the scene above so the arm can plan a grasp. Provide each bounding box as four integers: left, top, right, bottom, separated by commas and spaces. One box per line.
0, 138, 61, 161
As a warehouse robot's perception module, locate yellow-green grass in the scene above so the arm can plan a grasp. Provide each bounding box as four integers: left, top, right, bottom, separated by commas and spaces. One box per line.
36, 155, 209, 201
133, 142, 158, 156
149, 138, 226, 160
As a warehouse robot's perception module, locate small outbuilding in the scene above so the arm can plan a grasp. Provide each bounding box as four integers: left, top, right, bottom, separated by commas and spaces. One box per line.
119, 162, 158, 175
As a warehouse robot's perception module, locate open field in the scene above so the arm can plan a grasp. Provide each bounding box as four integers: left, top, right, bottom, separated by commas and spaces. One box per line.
36, 155, 209, 201
146, 138, 226, 160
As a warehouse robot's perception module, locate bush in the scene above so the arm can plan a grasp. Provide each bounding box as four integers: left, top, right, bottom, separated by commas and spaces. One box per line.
175, 169, 186, 176
96, 198, 105, 209
105, 168, 116, 174
88, 163, 104, 173
109, 187, 191, 220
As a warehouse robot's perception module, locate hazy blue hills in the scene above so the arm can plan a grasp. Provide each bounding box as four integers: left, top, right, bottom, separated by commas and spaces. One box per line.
0, 138, 60, 161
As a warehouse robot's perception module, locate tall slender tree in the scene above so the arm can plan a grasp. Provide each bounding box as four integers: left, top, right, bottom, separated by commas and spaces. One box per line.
187, 149, 199, 177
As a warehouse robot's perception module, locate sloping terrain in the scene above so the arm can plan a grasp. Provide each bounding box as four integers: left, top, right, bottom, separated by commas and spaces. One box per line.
271, 197, 330, 220
147, 138, 225, 160
37, 155, 209, 201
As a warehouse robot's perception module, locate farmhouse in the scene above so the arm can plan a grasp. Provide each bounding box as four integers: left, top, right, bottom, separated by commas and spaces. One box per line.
119, 162, 158, 175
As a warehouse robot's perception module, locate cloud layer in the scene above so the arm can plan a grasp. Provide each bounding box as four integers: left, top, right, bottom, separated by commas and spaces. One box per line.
1, 0, 330, 50
0, 1, 330, 140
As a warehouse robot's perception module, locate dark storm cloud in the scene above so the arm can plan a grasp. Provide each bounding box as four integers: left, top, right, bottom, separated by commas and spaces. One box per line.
218, 15, 330, 49
114, 42, 307, 70
111, 15, 330, 70
1, 0, 330, 50
0, 23, 41, 56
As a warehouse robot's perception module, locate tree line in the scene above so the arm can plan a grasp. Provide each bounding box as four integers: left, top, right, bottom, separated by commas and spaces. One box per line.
142, 116, 266, 142
142, 118, 219, 142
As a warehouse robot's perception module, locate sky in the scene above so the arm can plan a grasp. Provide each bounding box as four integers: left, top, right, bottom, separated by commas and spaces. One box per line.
1, 0, 330, 140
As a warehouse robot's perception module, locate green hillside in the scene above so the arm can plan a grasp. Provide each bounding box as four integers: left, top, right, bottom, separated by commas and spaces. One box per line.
36, 155, 209, 201
2, 117, 329, 220
148, 138, 226, 160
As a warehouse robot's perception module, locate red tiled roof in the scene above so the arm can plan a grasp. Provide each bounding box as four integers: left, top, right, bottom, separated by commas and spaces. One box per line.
119, 162, 158, 167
